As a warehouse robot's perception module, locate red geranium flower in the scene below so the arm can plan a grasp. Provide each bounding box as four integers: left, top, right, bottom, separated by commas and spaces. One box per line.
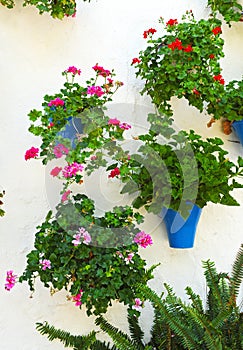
212, 26, 222, 35
132, 58, 141, 65
183, 44, 193, 52
108, 167, 120, 178
193, 88, 200, 95
213, 74, 225, 85
143, 28, 157, 39
168, 38, 183, 50
25, 147, 39, 161
166, 19, 178, 26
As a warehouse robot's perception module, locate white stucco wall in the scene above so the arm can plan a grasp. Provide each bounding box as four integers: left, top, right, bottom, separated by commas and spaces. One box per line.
1, 0, 243, 348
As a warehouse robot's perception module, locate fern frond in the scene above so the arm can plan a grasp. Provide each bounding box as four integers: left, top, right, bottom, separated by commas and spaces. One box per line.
95, 315, 142, 350
127, 314, 144, 347
137, 283, 200, 350
185, 286, 204, 314
184, 306, 223, 350
203, 260, 226, 314
230, 244, 243, 301
36, 322, 97, 349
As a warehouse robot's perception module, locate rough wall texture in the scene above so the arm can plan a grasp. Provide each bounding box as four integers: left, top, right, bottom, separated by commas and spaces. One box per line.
0, 0, 243, 349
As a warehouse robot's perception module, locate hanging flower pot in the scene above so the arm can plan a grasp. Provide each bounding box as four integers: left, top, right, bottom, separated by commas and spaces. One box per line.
57, 117, 83, 148
231, 120, 243, 146
160, 203, 202, 249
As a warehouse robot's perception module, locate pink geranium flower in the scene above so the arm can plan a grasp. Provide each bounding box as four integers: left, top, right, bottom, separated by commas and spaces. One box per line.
61, 189, 71, 202
124, 252, 134, 264
134, 231, 153, 248
5, 270, 17, 291
48, 97, 65, 107
108, 118, 120, 126
25, 147, 39, 161
87, 85, 104, 97
62, 162, 84, 178
53, 144, 69, 158
92, 64, 111, 77
72, 289, 83, 306
132, 298, 143, 310
73, 227, 91, 246
39, 259, 51, 271
119, 122, 131, 130
50, 166, 62, 177
65, 66, 81, 75
72, 232, 82, 246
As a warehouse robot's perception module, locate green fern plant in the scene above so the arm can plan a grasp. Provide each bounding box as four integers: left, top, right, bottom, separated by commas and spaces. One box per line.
138, 243, 243, 350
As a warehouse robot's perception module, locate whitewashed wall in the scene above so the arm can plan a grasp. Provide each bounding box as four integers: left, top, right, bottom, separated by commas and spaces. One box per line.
1, 0, 243, 348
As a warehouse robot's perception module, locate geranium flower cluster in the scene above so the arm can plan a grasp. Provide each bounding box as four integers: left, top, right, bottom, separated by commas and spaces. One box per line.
92, 64, 111, 77
72, 289, 83, 307
108, 167, 120, 178
72, 227, 92, 246
168, 38, 193, 52
108, 118, 131, 130
62, 162, 84, 178
24, 147, 39, 161
116, 251, 135, 264
5, 270, 17, 291
143, 28, 157, 39
65, 66, 81, 76
213, 74, 225, 85
48, 97, 65, 108
53, 143, 69, 158
134, 231, 153, 248
87, 85, 104, 97
39, 258, 51, 271
132, 297, 143, 310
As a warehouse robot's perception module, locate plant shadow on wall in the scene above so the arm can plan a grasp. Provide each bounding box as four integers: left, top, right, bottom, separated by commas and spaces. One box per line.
5, 65, 157, 317
36, 243, 243, 349
0, 0, 91, 19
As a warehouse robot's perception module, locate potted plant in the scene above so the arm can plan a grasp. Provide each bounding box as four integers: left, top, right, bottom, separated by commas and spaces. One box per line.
26, 64, 124, 165
6, 193, 155, 316
107, 113, 243, 248
207, 77, 243, 144
132, 11, 225, 118
207, 0, 243, 25
35, 244, 243, 349
0, 0, 91, 19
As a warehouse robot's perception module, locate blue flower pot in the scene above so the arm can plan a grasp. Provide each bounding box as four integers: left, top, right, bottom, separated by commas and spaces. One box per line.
57, 117, 83, 149
231, 120, 243, 145
160, 204, 202, 248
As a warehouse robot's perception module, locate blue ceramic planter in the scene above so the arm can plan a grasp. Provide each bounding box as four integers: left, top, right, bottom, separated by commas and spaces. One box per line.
57, 117, 83, 148
231, 120, 243, 146
160, 204, 202, 249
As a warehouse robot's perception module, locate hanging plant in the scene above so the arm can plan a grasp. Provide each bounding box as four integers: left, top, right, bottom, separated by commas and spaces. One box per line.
207, 77, 243, 133
132, 11, 225, 118
0, 0, 91, 19
207, 0, 243, 25
7, 194, 156, 316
